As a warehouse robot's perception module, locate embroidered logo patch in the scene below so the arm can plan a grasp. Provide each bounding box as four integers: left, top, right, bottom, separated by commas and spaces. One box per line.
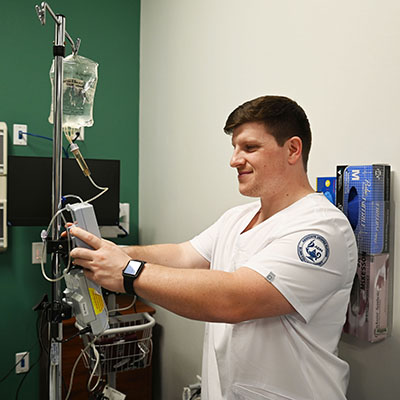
297, 234, 330, 266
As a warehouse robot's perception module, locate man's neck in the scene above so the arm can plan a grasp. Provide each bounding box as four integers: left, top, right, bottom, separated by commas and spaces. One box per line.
258, 179, 315, 223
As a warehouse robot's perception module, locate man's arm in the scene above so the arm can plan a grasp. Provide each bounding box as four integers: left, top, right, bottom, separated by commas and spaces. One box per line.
121, 242, 210, 270
69, 226, 295, 323
132, 264, 295, 323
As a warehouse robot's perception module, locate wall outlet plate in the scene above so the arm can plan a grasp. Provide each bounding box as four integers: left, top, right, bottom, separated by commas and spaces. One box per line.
102, 385, 126, 400
16, 352, 29, 374
13, 124, 27, 145
77, 127, 84, 141
0, 122, 7, 175
32, 242, 45, 264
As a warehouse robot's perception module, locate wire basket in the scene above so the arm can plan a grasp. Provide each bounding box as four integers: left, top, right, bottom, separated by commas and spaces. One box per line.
82, 312, 154, 375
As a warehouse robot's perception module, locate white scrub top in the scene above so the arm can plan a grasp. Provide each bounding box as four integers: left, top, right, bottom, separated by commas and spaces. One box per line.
190, 193, 357, 400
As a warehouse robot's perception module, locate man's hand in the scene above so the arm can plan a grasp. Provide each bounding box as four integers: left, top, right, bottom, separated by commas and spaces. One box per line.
69, 226, 131, 293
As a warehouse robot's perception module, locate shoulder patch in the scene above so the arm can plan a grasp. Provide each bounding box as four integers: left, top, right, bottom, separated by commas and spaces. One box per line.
297, 234, 330, 267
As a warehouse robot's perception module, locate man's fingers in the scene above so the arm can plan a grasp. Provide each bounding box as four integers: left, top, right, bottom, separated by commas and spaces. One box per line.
61, 222, 75, 238
70, 256, 92, 269
82, 268, 95, 282
69, 226, 102, 250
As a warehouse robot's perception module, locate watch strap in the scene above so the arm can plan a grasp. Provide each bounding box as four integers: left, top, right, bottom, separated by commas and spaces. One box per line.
122, 260, 145, 295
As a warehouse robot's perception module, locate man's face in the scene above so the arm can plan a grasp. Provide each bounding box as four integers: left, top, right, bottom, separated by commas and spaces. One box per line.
230, 122, 288, 199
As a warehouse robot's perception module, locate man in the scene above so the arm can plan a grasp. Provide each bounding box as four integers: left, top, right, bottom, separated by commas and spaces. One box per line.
70, 95, 357, 399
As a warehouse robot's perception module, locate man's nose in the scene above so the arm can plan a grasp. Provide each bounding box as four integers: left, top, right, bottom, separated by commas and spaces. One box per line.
230, 149, 244, 168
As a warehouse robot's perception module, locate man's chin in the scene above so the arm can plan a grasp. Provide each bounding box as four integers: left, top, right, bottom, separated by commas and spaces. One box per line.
238, 187, 258, 198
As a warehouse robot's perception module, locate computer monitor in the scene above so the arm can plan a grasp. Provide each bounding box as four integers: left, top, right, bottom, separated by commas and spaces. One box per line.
7, 156, 120, 226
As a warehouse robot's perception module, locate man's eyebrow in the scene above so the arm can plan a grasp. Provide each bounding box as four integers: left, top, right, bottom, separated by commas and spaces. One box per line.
232, 137, 261, 145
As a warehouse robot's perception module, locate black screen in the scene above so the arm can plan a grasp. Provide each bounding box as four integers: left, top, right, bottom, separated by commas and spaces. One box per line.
7, 156, 120, 226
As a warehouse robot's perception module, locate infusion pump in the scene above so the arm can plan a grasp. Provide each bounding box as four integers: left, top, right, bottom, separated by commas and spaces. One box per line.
0, 122, 7, 251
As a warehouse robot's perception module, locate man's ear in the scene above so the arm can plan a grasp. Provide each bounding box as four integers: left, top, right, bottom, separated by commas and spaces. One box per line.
286, 136, 303, 166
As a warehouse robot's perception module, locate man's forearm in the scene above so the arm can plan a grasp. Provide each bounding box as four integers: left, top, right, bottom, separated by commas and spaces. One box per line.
121, 243, 181, 266
134, 263, 240, 322
121, 241, 210, 270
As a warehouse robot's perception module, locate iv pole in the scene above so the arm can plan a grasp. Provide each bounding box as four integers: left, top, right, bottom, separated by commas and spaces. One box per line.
35, 3, 80, 399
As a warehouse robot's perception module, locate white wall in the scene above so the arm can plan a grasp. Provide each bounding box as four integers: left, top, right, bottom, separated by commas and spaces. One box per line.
140, 1, 400, 399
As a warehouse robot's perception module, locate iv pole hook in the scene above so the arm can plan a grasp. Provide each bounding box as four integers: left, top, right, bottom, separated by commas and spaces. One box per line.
35, 2, 81, 56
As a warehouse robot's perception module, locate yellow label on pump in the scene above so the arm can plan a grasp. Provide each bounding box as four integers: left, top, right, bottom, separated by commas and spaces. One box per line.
88, 288, 105, 315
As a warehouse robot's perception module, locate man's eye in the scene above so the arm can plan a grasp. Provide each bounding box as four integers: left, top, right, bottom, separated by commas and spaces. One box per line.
245, 145, 258, 152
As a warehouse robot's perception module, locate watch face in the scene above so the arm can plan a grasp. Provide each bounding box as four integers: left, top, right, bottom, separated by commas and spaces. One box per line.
125, 260, 142, 276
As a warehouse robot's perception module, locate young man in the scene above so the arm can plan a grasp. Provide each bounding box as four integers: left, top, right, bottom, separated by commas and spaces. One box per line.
70, 96, 357, 399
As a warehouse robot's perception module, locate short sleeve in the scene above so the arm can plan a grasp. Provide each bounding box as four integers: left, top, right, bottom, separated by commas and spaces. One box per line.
190, 201, 261, 264
190, 217, 222, 262
243, 229, 351, 323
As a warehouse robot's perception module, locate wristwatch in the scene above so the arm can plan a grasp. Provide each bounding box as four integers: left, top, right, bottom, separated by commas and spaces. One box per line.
122, 260, 146, 295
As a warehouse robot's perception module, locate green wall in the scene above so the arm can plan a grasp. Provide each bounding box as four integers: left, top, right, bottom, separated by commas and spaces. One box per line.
0, 0, 140, 397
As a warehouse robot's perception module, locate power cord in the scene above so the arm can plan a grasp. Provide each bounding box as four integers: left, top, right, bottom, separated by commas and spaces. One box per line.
64, 333, 103, 400
15, 355, 42, 400
0, 346, 36, 384
64, 338, 94, 400
87, 342, 102, 393
15, 311, 48, 399
65, 308, 109, 400
117, 224, 129, 237
56, 327, 91, 344
108, 295, 137, 315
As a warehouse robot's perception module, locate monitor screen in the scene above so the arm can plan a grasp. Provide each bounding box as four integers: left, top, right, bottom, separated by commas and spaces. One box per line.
7, 156, 120, 226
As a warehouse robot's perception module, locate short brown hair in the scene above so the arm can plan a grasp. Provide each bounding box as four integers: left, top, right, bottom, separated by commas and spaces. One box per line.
224, 95, 312, 171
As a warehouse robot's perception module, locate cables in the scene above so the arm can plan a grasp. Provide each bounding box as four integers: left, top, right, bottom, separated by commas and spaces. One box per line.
61, 194, 84, 206
18, 131, 69, 158
65, 316, 109, 400
57, 327, 91, 344
40, 208, 71, 283
108, 296, 137, 315
0, 313, 45, 399
14, 312, 47, 399
85, 175, 109, 203
39, 179, 107, 283
0, 348, 34, 384
15, 356, 42, 400
32, 127, 113, 397
87, 342, 102, 393
64, 337, 96, 400
65, 302, 110, 399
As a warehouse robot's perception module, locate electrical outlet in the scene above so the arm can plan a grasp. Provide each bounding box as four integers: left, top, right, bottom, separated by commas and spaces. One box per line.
119, 203, 130, 234
13, 124, 27, 145
32, 242, 46, 264
99, 203, 130, 238
16, 352, 29, 374
103, 385, 126, 400
77, 127, 84, 141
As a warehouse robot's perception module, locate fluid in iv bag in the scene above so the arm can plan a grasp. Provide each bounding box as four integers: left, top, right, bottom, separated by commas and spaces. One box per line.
49, 54, 99, 129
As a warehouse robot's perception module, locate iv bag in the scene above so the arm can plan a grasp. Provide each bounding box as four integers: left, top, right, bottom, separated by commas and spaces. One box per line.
49, 54, 99, 129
